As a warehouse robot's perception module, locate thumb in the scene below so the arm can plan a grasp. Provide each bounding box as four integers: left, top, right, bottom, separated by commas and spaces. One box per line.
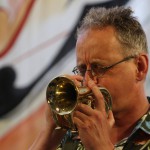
107, 110, 115, 127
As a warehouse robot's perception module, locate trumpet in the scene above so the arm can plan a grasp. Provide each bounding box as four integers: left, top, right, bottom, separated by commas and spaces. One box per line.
46, 75, 112, 130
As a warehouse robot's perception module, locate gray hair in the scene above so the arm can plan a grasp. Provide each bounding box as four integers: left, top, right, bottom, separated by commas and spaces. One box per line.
77, 6, 148, 56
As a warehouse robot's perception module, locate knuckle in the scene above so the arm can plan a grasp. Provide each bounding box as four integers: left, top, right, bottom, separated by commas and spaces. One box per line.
93, 110, 104, 120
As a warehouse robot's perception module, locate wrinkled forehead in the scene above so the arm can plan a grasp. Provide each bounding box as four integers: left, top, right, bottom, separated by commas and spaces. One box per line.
75, 27, 124, 64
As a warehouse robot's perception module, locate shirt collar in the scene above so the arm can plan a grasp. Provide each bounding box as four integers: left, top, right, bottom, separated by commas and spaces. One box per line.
131, 97, 150, 135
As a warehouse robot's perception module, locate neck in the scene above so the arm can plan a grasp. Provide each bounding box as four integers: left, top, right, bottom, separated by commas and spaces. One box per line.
111, 96, 149, 144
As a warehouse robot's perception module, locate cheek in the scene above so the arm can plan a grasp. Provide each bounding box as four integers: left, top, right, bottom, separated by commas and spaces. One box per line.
97, 69, 136, 99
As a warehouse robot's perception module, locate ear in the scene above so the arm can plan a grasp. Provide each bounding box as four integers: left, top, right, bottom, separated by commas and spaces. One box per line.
136, 54, 149, 81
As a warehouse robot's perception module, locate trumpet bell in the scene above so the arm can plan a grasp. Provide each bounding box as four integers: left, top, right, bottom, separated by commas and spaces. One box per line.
46, 76, 78, 115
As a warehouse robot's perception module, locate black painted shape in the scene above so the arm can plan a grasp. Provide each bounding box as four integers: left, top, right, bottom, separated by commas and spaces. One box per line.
0, 67, 31, 116
0, 0, 129, 117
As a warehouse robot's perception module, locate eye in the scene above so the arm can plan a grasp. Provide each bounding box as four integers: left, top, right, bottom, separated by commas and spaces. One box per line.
91, 63, 103, 71
91, 63, 106, 76
91, 63, 99, 69
77, 65, 86, 76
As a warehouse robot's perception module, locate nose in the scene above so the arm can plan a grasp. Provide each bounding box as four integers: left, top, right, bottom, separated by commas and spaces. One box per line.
85, 65, 93, 78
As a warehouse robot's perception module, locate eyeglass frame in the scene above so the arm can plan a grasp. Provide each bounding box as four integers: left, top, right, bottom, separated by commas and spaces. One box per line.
72, 55, 136, 77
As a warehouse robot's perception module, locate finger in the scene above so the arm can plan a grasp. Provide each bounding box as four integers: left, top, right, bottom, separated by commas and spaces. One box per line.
65, 74, 83, 81
45, 102, 56, 129
87, 77, 106, 112
107, 110, 115, 127
45, 102, 53, 120
73, 111, 91, 128
65, 74, 83, 87
73, 111, 88, 124
73, 116, 85, 128
75, 103, 93, 116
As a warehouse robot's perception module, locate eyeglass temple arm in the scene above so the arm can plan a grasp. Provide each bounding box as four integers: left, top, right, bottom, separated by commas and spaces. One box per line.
103, 56, 135, 70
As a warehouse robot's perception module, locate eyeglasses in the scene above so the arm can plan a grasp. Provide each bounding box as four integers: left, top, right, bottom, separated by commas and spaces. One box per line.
72, 56, 135, 77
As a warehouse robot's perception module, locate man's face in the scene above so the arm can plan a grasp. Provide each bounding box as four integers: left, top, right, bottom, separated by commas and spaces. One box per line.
76, 26, 138, 114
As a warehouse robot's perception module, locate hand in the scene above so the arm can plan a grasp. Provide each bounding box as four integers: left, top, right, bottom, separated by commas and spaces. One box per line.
73, 77, 115, 150
29, 102, 66, 150
64, 74, 84, 87
44, 102, 56, 131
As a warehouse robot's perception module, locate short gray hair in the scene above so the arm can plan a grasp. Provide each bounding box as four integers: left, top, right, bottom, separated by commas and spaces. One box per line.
77, 6, 148, 56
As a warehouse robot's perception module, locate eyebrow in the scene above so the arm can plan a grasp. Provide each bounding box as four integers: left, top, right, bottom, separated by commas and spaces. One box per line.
90, 60, 109, 67
77, 59, 108, 66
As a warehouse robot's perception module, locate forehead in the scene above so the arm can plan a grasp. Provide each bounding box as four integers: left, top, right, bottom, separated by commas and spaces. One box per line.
76, 27, 123, 64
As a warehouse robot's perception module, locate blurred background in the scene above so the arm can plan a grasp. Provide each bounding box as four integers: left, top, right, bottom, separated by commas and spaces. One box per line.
0, 0, 150, 149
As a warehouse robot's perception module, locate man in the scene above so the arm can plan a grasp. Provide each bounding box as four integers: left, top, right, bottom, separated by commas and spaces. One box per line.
30, 6, 150, 150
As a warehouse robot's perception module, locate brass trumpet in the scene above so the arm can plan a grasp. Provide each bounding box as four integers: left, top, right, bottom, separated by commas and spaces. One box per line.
46, 75, 112, 130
